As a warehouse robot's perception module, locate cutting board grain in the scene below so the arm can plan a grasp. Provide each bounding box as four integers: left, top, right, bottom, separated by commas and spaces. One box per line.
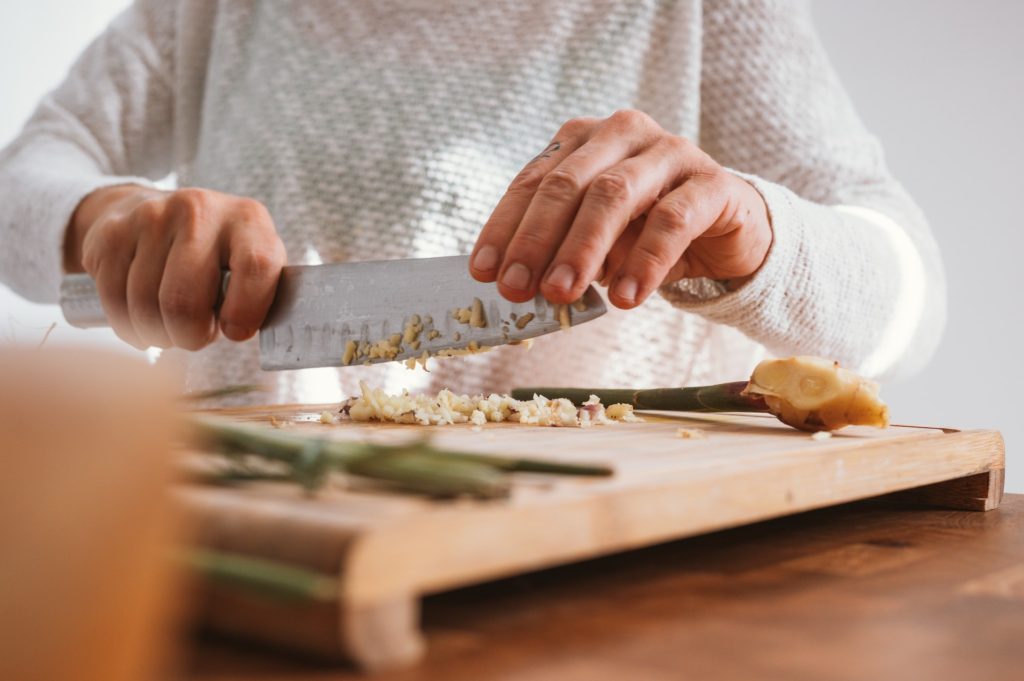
183, 404, 1004, 672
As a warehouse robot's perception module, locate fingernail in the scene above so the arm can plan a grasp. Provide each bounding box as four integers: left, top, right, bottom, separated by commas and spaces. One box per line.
544, 263, 576, 292
224, 323, 252, 340
472, 245, 499, 271
613, 275, 638, 303
501, 262, 531, 290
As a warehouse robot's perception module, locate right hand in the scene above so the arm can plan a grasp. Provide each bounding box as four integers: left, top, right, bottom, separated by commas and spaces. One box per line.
64, 185, 287, 350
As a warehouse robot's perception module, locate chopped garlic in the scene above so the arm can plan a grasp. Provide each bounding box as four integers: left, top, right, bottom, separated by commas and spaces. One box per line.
811, 430, 833, 441
319, 410, 336, 425
605, 403, 642, 422
342, 340, 358, 366
555, 304, 571, 331
340, 382, 643, 428
469, 297, 487, 328
402, 315, 423, 344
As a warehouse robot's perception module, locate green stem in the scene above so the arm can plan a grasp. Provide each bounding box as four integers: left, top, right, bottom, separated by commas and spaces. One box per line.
510, 382, 768, 413
187, 416, 611, 499
183, 549, 338, 602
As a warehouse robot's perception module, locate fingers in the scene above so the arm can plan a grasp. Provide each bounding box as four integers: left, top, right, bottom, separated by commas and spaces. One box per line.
82, 215, 145, 349
94, 257, 145, 349
608, 170, 728, 309
469, 118, 594, 284
218, 200, 286, 341
493, 111, 663, 302
158, 191, 223, 350
126, 200, 174, 348
538, 138, 684, 303
600, 217, 645, 287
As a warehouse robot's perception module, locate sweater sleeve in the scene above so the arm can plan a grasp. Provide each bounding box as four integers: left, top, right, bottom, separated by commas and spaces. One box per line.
659, 0, 946, 380
0, 0, 176, 304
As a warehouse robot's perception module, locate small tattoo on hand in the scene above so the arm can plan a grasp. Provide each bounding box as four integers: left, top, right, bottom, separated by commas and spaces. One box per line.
528, 141, 561, 165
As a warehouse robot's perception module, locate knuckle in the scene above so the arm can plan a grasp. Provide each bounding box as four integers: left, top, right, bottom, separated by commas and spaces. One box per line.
630, 242, 669, 271
557, 116, 596, 139
234, 197, 272, 224
159, 286, 201, 321
508, 228, 551, 256
609, 108, 651, 130
233, 246, 280, 280
589, 171, 633, 206
537, 168, 583, 201
507, 167, 545, 193
650, 200, 693, 232
663, 135, 692, 155
167, 188, 211, 224
131, 198, 164, 225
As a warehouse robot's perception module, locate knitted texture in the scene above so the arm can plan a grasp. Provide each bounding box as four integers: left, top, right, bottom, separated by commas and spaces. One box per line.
0, 0, 944, 404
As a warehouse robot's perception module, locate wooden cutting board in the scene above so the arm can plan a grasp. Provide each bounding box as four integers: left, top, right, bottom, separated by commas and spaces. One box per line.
183, 404, 1005, 672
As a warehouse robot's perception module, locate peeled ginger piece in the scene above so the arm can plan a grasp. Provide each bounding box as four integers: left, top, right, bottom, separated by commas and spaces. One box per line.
742, 356, 889, 432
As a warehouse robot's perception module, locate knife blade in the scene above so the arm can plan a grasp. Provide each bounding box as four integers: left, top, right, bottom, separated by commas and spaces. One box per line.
60, 255, 608, 370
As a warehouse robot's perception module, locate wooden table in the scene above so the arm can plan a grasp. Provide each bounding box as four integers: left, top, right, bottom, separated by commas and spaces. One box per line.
188, 494, 1024, 681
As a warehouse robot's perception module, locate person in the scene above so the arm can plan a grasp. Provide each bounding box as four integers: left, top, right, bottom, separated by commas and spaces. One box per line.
0, 1, 945, 404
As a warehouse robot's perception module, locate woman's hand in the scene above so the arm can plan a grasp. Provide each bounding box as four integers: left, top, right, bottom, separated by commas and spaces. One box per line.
469, 110, 772, 308
64, 185, 287, 350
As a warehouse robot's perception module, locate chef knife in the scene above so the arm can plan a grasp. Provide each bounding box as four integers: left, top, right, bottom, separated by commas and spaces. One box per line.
60, 255, 607, 370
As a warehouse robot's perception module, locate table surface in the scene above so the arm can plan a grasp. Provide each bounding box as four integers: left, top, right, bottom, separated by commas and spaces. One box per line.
187, 494, 1024, 681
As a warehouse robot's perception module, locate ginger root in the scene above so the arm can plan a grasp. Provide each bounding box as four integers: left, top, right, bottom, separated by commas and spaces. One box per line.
742, 356, 889, 431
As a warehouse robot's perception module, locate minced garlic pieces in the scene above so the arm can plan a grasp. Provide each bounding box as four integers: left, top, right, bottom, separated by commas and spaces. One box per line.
514, 312, 535, 330
605, 402, 642, 422
402, 315, 423, 344
341, 383, 642, 428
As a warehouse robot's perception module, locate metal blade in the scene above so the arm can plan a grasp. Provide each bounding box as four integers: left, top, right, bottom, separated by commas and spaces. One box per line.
258, 255, 607, 370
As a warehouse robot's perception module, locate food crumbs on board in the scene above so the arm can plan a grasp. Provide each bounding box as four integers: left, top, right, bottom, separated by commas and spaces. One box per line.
319, 410, 336, 425
811, 431, 833, 441
676, 427, 706, 439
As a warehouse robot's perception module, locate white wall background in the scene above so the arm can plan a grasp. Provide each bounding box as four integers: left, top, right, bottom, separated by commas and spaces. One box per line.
2, 1, 1020, 489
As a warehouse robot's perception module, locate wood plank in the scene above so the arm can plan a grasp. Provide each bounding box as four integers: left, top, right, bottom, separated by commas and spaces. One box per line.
184, 404, 1006, 670
188, 495, 1024, 681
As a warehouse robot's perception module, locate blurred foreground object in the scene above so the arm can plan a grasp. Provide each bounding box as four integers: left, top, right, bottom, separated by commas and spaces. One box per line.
0, 347, 182, 681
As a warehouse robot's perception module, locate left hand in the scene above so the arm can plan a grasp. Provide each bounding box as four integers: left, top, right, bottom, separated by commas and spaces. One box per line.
469, 110, 773, 309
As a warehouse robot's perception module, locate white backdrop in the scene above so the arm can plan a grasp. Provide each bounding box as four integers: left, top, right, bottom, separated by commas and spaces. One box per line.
2, 1, 1019, 489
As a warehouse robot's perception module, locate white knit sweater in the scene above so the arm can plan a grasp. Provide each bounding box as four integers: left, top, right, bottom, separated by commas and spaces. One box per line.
0, 0, 945, 405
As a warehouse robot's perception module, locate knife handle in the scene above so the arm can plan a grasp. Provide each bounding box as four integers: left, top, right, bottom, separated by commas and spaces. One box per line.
60, 271, 231, 329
